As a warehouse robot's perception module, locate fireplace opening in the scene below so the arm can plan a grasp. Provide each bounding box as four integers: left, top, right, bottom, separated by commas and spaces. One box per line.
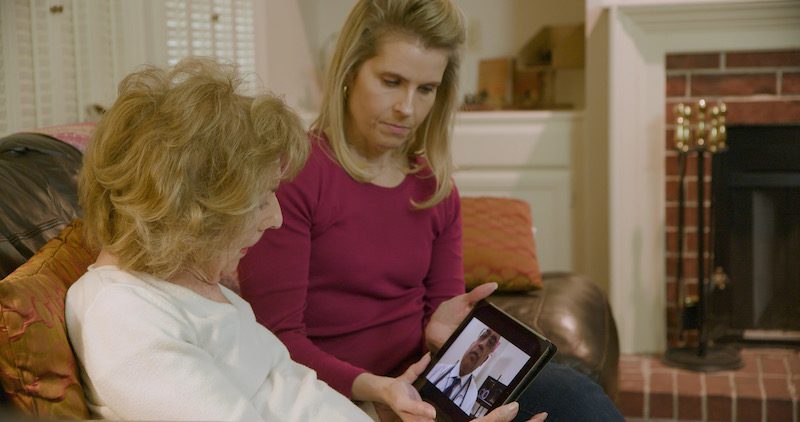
712, 125, 800, 343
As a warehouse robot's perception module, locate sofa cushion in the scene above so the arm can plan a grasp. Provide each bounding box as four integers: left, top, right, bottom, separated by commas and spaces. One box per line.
0, 220, 94, 418
461, 197, 542, 291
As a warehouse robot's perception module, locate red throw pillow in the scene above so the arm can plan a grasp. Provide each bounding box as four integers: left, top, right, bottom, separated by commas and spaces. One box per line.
461, 197, 542, 291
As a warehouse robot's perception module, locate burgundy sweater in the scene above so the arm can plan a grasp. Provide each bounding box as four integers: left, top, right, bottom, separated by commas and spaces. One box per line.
238, 135, 464, 397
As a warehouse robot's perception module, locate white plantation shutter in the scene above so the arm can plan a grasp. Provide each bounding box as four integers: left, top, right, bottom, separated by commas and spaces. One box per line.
0, 0, 259, 136
1, 0, 39, 134
0, 0, 120, 135
165, 0, 257, 92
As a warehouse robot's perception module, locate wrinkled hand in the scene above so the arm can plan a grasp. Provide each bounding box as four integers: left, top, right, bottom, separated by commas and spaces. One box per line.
425, 282, 498, 353
374, 354, 436, 422
475, 403, 548, 422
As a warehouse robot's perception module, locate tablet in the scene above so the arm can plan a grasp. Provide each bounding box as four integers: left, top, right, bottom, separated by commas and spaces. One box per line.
413, 300, 557, 422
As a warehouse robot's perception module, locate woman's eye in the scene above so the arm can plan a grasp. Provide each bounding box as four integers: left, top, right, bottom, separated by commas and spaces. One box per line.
383, 78, 400, 87
419, 85, 436, 95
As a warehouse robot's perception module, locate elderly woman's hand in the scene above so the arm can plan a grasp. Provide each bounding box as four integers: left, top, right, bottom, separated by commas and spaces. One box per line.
475, 403, 548, 422
424, 282, 498, 354
353, 354, 436, 422
370, 352, 546, 422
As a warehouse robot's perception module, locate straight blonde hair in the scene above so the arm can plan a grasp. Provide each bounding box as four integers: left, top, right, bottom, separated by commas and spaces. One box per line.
315, 0, 465, 208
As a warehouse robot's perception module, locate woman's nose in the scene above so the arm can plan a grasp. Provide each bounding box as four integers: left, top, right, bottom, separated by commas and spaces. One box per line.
260, 202, 283, 231
394, 90, 414, 116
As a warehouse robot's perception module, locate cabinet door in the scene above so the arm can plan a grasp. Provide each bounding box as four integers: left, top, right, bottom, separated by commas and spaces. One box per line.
455, 169, 572, 272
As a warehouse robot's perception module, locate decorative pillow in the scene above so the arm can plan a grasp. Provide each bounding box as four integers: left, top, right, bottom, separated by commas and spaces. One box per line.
0, 220, 95, 418
29, 121, 96, 152
461, 197, 542, 291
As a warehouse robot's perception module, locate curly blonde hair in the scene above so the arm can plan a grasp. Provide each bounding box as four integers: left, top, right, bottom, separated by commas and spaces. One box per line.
315, 0, 465, 208
79, 58, 309, 281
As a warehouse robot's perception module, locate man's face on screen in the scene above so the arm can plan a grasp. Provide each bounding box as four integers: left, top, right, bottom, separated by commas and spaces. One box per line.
458, 328, 500, 376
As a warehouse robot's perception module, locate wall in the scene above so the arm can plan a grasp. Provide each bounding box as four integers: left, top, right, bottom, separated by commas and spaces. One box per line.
296, 0, 585, 110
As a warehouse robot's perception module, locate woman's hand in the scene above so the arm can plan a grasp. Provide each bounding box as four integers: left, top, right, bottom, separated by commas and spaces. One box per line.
425, 282, 498, 353
353, 354, 436, 422
475, 403, 548, 422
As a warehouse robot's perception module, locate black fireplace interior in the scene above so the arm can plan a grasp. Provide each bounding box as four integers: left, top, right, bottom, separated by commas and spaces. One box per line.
712, 125, 800, 341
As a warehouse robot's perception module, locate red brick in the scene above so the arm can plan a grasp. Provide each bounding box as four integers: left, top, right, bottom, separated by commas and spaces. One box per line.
706, 374, 732, 396
677, 395, 702, 420
650, 391, 675, 419
788, 353, 800, 375
726, 50, 800, 68
784, 72, 800, 94
666, 255, 700, 279
735, 374, 762, 398
619, 356, 644, 373
666, 204, 710, 229
667, 74, 688, 97
766, 399, 793, 422
677, 372, 702, 394
691, 73, 777, 96
617, 390, 644, 417
707, 395, 732, 421
763, 377, 792, 399
667, 53, 720, 70
761, 356, 788, 375
651, 371, 674, 393
724, 100, 800, 125
737, 396, 763, 421
619, 376, 646, 392
676, 372, 703, 420
740, 354, 760, 375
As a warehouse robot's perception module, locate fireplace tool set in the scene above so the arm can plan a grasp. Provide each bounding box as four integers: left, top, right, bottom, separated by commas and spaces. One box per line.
662, 99, 742, 371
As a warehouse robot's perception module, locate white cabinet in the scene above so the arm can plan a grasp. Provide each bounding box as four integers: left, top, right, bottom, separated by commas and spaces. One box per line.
452, 111, 579, 272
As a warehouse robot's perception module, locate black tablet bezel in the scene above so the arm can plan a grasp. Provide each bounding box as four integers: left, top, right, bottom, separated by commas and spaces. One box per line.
413, 300, 557, 422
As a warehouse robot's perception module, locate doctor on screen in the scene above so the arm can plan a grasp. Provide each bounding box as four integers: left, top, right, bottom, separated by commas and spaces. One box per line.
428, 328, 501, 414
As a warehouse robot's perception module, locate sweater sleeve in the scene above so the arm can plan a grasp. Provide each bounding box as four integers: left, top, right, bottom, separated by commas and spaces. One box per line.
238, 153, 367, 397
70, 286, 265, 421
68, 283, 369, 422
422, 187, 466, 330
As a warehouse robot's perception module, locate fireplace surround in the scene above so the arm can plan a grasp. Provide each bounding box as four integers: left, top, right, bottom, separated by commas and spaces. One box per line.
584, 0, 800, 353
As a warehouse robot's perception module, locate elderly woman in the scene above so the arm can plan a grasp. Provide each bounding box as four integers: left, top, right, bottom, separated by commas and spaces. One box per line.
64, 58, 374, 421
239, 1, 623, 421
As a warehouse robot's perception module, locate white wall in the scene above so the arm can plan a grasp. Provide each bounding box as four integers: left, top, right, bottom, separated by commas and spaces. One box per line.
295, 0, 585, 110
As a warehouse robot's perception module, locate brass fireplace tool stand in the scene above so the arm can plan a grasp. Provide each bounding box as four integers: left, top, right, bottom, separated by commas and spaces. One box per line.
663, 99, 742, 371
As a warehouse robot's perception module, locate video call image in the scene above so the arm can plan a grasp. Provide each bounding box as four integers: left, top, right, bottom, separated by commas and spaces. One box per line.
425, 319, 531, 417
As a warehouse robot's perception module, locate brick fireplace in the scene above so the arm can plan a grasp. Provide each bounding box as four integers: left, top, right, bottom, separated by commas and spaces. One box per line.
664, 49, 800, 347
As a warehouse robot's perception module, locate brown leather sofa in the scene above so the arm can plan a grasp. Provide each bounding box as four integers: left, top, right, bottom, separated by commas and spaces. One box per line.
0, 131, 619, 417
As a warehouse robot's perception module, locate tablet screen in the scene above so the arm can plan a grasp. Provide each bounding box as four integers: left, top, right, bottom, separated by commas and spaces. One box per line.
413, 300, 556, 421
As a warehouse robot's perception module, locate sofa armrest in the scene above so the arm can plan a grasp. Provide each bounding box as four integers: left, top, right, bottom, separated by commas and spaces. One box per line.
0, 133, 83, 278
487, 272, 619, 399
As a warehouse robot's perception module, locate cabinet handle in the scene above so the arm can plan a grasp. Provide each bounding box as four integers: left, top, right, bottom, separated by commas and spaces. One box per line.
50, 5, 64, 14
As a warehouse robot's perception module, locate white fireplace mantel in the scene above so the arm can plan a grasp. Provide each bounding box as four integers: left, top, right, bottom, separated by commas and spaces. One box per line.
584, 0, 800, 353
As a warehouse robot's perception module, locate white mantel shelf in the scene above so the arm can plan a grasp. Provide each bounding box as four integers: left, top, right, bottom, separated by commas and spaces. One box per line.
591, 0, 800, 354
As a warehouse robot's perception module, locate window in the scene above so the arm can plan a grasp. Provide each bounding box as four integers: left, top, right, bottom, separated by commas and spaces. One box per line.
165, 0, 256, 92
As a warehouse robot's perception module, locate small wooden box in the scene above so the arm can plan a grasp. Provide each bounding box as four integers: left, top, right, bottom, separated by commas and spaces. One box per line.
478, 57, 514, 109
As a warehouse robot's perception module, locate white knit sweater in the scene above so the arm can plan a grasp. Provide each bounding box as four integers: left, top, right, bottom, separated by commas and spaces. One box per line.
66, 265, 371, 421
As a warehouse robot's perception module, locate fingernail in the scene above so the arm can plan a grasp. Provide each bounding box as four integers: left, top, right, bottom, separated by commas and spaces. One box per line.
535, 412, 548, 421
503, 402, 519, 417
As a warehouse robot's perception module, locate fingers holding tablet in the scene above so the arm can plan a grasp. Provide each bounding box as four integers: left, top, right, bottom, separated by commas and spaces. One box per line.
413, 301, 556, 421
